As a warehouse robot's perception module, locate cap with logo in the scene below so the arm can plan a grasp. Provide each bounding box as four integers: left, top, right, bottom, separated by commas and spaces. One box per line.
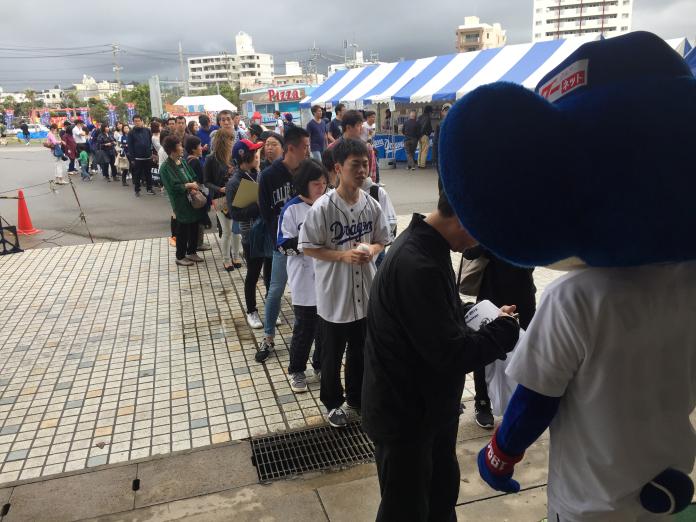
232, 139, 264, 164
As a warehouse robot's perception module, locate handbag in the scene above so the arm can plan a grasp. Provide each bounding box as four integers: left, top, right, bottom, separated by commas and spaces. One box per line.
457, 254, 489, 296
187, 187, 208, 209
248, 218, 274, 258
53, 144, 64, 158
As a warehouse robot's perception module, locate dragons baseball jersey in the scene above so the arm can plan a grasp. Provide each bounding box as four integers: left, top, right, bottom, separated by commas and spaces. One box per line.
277, 196, 316, 307
299, 189, 391, 323
507, 262, 696, 521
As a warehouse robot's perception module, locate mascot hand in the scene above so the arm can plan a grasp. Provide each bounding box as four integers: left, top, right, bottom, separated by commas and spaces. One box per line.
477, 430, 523, 493
640, 468, 694, 515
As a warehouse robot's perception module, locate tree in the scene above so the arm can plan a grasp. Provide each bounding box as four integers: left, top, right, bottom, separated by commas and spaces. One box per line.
201, 83, 241, 109
23, 89, 37, 108
62, 91, 81, 109
120, 83, 151, 118
87, 97, 107, 124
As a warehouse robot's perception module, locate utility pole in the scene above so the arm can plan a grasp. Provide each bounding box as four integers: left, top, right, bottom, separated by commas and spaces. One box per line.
307, 41, 320, 84
178, 41, 189, 96
112, 43, 123, 101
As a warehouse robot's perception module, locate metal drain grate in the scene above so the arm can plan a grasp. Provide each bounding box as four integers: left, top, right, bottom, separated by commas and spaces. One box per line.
250, 421, 375, 482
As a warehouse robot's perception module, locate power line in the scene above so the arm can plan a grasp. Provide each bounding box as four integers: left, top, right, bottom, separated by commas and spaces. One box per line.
0, 50, 112, 59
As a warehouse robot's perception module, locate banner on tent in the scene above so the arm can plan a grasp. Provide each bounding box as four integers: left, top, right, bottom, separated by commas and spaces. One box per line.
373, 134, 432, 162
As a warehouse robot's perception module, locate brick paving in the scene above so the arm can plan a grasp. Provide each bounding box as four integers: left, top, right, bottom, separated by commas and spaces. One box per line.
0, 216, 565, 485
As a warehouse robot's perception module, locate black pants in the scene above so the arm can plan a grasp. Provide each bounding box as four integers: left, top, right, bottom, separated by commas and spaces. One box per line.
176, 221, 198, 260
318, 317, 366, 411
404, 137, 418, 168
288, 305, 321, 374
241, 242, 271, 313
473, 367, 490, 403
132, 158, 153, 193
99, 161, 117, 179
375, 420, 460, 522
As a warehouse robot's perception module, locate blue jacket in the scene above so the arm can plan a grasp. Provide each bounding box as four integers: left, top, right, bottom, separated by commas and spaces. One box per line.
126, 126, 152, 160
196, 125, 218, 153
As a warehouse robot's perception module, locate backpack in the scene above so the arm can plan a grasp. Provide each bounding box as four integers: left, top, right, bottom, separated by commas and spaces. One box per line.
369, 184, 380, 203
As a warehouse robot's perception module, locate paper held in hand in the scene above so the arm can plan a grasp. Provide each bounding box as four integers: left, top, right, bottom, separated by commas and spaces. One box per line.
464, 300, 523, 416
231, 178, 259, 208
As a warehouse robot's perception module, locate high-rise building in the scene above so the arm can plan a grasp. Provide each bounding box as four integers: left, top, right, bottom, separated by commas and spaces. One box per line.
456, 16, 507, 53
533, 0, 633, 42
187, 32, 274, 93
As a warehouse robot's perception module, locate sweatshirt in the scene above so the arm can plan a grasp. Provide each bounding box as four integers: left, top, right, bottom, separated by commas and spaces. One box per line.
257, 158, 295, 242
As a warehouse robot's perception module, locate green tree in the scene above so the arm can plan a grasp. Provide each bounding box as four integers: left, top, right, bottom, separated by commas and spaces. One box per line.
23, 89, 37, 108
62, 91, 81, 109
120, 83, 151, 118
201, 83, 241, 109
87, 97, 107, 124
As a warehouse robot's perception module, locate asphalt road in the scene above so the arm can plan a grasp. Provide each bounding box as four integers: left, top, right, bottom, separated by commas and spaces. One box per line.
0, 145, 440, 247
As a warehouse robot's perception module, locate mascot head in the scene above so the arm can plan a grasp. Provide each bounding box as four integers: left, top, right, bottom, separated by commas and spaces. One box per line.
439, 31, 696, 268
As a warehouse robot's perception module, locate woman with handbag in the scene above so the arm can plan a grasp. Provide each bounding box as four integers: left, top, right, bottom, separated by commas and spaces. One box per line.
95, 124, 117, 182
226, 139, 270, 329
46, 123, 69, 185
160, 135, 207, 267
204, 130, 243, 271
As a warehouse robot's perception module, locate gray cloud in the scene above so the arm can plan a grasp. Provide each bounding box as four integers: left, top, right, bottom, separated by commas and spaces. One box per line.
0, 0, 693, 91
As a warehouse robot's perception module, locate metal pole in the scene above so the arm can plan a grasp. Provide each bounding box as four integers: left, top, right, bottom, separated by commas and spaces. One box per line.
112, 43, 123, 101
179, 42, 189, 96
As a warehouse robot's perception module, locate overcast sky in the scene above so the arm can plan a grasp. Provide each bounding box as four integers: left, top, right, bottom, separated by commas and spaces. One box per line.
0, 0, 694, 91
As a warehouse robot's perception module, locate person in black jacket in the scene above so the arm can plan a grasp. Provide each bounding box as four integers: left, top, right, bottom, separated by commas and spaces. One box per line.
433, 103, 451, 192
362, 192, 520, 522
226, 139, 270, 330
416, 105, 434, 169
402, 111, 419, 171
256, 126, 310, 362
465, 246, 536, 429
126, 115, 154, 196
204, 130, 242, 271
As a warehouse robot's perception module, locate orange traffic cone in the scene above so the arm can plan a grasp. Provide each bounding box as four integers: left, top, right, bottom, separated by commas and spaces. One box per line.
17, 190, 41, 235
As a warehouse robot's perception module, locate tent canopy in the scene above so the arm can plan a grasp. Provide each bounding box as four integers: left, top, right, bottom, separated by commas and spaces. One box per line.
301, 35, 693, 107
173, 95, 237, 112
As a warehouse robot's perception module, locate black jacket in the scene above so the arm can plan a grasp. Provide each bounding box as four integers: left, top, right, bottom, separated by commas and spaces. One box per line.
402, 119, 420, 140
417, 113, 433, 138
226, 168, 260, 225
126, 126, 152, 160
258, 159, 294, 242
203, 155, 232, 198
468, 246, 537, 329
362, 214, 520, 442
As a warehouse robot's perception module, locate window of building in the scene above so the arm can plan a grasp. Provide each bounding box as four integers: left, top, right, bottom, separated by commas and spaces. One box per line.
621, 26, 628, 30
536, 20, 542, 25
622, 13, 629, 18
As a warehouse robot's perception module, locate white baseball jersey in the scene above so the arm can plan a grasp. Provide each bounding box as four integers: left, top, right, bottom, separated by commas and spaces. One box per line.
299, 190, 391, 323
507, 262, 696, 521
277, 196, 316, 307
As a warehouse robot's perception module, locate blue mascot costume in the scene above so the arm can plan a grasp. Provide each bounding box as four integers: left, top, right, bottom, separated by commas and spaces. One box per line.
440, 32, 695, 521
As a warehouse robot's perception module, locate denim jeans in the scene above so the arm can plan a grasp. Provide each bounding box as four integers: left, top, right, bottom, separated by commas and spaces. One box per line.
264, 249, 288, 337
311, 150, 322, 161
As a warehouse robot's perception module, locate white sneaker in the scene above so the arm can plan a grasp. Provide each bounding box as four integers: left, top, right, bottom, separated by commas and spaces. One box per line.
276, 316, 282, 326
290, 372, 307, 393
246, 311, 263, 329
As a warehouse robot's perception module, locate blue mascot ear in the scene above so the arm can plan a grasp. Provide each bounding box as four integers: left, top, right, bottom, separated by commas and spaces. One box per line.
439, 82, 581, 267
440, 32, 696, 268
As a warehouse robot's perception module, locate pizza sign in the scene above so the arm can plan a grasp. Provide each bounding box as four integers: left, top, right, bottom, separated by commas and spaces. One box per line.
267, 89, 304, 102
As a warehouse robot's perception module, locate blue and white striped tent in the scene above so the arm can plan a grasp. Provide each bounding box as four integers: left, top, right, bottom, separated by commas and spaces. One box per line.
301, 35, 693, 108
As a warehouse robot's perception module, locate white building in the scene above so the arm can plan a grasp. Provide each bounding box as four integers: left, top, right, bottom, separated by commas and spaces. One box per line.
187, 32, 274, 93
0, 88, 27, 103
533, 0, 633, 42
272, 61, 326, 87
328, 51, 384, 76
73, 75, 134, 101
37, 88, 64, 107
456, 16, 507, 53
